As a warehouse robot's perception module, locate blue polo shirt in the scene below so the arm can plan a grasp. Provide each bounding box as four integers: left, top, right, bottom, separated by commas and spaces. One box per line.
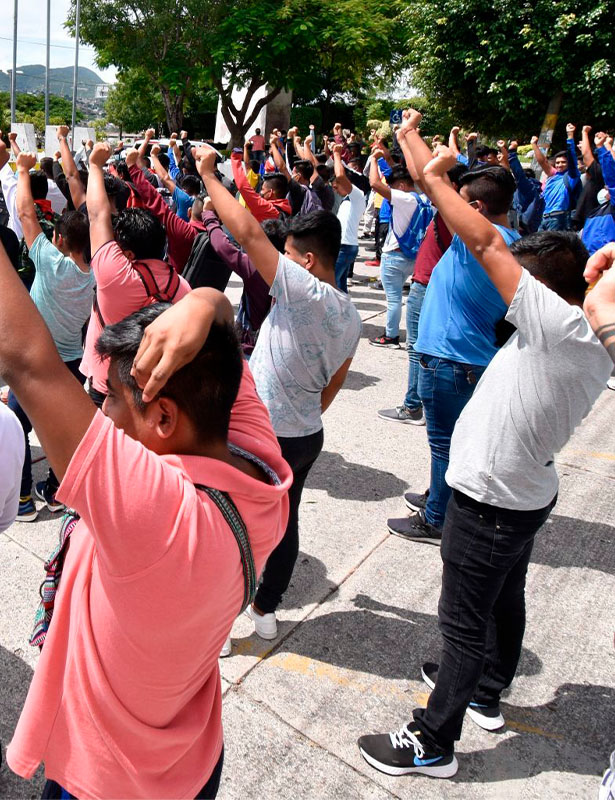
172, 186, 195, 221
541, 137, 580, 214
415, 225, 521, 367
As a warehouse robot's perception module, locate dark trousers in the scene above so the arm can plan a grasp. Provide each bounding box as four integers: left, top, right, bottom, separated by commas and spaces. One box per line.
41, 748, 224, 799
254, 428, 324, 614
414, 490, 557, 751
8, 359, 85, 496
374, 220, 389, 260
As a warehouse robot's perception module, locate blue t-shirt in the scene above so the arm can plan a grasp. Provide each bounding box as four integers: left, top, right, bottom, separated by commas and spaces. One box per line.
29, 233, 95, 362
415, 225, 521, 367
172, 186, 195, 222
542, 173, 573, 214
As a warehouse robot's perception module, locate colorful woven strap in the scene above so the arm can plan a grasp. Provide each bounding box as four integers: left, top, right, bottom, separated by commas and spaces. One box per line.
194, 485, 256, 614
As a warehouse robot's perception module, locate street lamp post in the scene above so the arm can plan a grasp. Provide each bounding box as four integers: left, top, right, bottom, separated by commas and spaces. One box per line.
45, 0, 51, 126
11, 0, 18, 124
71, 0, 81, 144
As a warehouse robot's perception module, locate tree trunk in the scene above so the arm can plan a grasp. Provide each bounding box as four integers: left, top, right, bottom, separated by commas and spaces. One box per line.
161, 87, 184, 134
218, 82, 282, 148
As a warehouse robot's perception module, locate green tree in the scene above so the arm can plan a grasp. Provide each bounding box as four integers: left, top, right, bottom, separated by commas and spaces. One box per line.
105, 68, 166, 135
0, 91, 81, 129
69, 0, 405, 145
402, 0, 615, 140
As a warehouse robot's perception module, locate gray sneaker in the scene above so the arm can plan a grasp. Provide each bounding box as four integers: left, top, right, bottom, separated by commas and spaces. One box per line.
378, 406, 425, 425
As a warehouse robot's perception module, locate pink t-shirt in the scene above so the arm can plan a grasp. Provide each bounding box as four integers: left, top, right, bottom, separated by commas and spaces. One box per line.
7, 363, 291, 799
249, 134, 266, 151
80, 241, 192, 393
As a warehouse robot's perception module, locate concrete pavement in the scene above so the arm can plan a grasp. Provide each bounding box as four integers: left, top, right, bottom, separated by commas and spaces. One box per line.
0, 245, 614, 799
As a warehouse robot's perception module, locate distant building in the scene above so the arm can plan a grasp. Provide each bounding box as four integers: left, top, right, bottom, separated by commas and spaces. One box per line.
95, 84, 110, 100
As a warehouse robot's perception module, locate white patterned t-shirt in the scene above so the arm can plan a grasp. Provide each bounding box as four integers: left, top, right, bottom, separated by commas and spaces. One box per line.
249, 254, 362, 437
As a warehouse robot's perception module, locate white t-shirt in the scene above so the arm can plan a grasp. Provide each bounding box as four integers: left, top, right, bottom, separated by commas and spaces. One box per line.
337, 185, 366, 246
383, 188, 419, 253
46, 179, 67, 215
0, 402, 25, 532
447, 269, 613, 510
250, 254, 362, 437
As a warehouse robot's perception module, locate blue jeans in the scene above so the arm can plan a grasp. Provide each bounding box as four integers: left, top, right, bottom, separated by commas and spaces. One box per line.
417, 355, 486, 528
539, 211, 571, 231
380, 250, 414, 338
403, 281, 427, 409
334, 244, 359, 293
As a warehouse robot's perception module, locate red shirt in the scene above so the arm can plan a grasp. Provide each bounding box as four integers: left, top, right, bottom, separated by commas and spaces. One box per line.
412, 212, 453, 286
250, 134, 266, 150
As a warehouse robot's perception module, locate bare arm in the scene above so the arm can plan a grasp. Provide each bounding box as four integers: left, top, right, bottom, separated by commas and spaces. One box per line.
448, 126, 461, 156
86, 142, 115, 254
497, 140, 511, 171
583, 243, 615, 363
138, 128, 155, 169
195, 147, 279, 286
150, 145, 177, 193
15, 152, 43, 248
303, 134, 318, 168
531, 136, 555, 177
8, 131, 20, 158
580, 126, 595, 169
293, 135, 306, 161
270, 135, 291, 180
332, 144, 352, 194
369, 150, 391, 201
57, 125, 86, 208
321, 357, 353, 413
422, 145, 522, 305
0, 238, 96, 481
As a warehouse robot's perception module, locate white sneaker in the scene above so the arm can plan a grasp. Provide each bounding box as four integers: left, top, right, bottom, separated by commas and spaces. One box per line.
245, 604, 278, 640
219, 636, 232, 658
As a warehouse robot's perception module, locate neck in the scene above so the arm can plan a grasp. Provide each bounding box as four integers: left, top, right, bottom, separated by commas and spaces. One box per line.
311, 263, 337, 287
69, 250, 90, 272
487, 213, 511, 228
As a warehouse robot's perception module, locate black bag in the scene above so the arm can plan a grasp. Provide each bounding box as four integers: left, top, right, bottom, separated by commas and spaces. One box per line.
182, 230, 232, 291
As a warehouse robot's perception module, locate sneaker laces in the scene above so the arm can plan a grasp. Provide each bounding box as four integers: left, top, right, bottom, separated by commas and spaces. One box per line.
388, 723, 424, 757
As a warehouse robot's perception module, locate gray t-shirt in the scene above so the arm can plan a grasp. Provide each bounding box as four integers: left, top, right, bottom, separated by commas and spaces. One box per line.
250, 254, 362, 437
446, 269, 613, 510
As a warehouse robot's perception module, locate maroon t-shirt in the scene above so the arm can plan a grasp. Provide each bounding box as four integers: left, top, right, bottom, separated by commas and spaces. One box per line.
412, 212, 453, 286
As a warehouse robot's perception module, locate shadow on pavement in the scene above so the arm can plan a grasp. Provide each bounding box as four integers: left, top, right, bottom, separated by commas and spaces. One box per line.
282, 552, 337, 611
351, 302, 386, 313
341, 370, 381, 391
307, 451, 407, 500
532, 514, 615, 574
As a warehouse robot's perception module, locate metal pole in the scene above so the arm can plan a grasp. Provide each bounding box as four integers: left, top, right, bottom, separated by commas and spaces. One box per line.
45, 0, 50, 126
71, 0, 81, 143
11, 0, 18, 124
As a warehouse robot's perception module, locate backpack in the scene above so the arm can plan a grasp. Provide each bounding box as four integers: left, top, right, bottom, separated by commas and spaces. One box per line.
395, 194, 433, 259
182, 230, 232, 291
93, 259, 181, 328
299, 185, 323, 216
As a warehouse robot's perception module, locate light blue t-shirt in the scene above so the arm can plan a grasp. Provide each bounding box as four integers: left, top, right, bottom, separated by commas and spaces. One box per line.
542, 172, 572, 214
415, 225, 521, 367
172, 186, 195, 222
29, 233, 95, 362
250, 254, 362, 437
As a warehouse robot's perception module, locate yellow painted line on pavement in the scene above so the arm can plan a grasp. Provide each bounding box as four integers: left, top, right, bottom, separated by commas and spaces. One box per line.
506, 720, 563, 740
562, 449, 615, 461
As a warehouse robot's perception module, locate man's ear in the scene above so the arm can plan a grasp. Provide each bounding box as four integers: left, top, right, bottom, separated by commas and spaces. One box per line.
147, 395, 180, 440
303, 251, 317, 272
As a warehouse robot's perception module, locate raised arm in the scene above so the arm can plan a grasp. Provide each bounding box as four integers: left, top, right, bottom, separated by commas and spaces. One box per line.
583, 244, 615, 363
507, 141, 538, 211
86, 142, 115, 254
369, 149, 391, 201
150, 144, 177, 193
496, 140, 511, 171
15, 152, 43, 248
57, 125, 87, 209
168, 135, 182, 180
580, 126, 595, 169
137, 127, 155, 169
565, 123, 580, 180
531, 135, 555, 177
448, 126, 461, 156
196, 147, 279, 286
8, 131, 21, 158
398, 109, 438, 197
270, 135, 291, 180
332, 144, 352, 194
0, 140, 22, 239
422, 145, 522, 305
596, 145, 615, 200
303, 134, 318, 168
230, 151, 279, 220
293, 135, 307, 161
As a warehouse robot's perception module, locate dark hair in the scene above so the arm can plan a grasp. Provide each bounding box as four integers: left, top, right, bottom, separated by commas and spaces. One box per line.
458, 166, 515, 215
388, 165, 413, 186
112, 207, 166, 260
523, 168, 536, 179
510, 231, 589, 304
0, 225, 20, 271
96, 304, 243, 443
157, 153, 170, 170
115, 161, 131, 182
143, 156, 151, 168
54, 211, 89, 254
261, 218, 287, 253
104, 173, 130, 211
316, 164, 332, 181
250, 159, 261, 174
263, 172, 289, 197
553, 151, 567, 160
293, 159, 314, 181
447, 163, 468, 187
316, 153, 328, 165
180, 175, 201, 196
285, 209, 342, 268
255, 128, 261, 135
475, 145, 498, 159
30, 171, 48, 200
39, 157, 54, 179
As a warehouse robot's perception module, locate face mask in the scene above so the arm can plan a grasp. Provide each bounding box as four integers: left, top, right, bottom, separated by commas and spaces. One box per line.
598, 188, 609, 205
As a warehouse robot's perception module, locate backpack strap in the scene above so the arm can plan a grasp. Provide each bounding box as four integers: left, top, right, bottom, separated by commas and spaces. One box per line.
194, 484, 256, 614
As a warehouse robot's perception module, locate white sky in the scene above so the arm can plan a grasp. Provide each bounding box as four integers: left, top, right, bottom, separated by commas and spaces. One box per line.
0, 0, 117, 83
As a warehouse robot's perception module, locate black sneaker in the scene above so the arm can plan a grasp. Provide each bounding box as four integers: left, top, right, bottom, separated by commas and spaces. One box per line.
369, 334, 401, 349
387, 510, 442, 545
34, 481, 64, 513
421, 662, 505, 731
358, 723, 458, 778
378, 406, 424, 425
404, 489, 429, 511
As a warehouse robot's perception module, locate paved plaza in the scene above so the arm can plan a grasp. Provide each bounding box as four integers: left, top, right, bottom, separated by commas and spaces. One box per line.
1, 246, 614, 799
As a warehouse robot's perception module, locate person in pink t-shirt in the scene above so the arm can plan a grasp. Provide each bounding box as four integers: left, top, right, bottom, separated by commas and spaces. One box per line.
249, 128, 266, 162
0, 232, 291, 797
80, 142, 191, 406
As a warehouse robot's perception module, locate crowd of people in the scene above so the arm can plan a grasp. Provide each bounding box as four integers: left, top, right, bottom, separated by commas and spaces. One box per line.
0, 106, 614, 798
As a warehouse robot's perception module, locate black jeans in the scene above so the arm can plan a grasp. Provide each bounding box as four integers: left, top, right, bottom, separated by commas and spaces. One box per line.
254, 428, 324, 614
414, 489, 557, 751
8, 358, 85, 496
41, 747, 224, 799
374, 220, 389, 260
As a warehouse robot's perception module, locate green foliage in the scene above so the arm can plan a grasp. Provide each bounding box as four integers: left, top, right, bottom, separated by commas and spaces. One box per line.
402, 0, 615, 139
105, 68, 166, 133
290, 106, 322, 134
0, 92, 82, 132
16, 111, 65, 135
516, 144, 533, 157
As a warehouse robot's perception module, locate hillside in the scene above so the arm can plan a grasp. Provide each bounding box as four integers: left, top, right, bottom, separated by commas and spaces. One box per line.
0, 65, 105, 100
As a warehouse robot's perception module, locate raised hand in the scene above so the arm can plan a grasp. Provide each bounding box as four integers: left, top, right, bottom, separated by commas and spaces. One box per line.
331, 143, 344, 156
144, 128, 156, 140
582, 125, 592, 135
89, 141, 112, 167
424, 144, 457, 178
57, 125, 70, 140
8, 132, 17, 142
16, 151, 37, 171
194, 145, 217, 176
531, 135, 539, 145
595, 132, 607, 147
466, 132, 478, 142
584, 243, 615, 284
509, 140, 518, 151
566, 122, 576, 137
150, 144, 161, 156
125, 148, 139, 167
